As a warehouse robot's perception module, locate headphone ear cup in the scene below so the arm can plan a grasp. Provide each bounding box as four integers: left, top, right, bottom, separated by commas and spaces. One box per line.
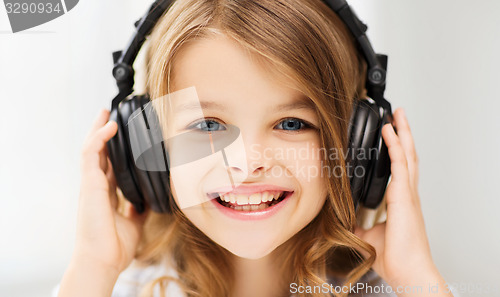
362, 108, 391, 209
134, 95, 172, 213
126, 96, 164, 213
347, 99, 386, 209
107, 99, 146, 213
107, 95, 173, 213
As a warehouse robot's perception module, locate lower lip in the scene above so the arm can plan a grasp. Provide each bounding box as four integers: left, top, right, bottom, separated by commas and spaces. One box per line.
210, 192, 293, 221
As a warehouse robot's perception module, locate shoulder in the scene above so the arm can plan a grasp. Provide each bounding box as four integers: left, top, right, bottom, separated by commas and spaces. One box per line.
52, 260, 186, 297
110, 259, 186, 297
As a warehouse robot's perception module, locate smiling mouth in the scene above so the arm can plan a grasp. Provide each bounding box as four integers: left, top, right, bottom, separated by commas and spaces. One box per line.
210, 191, 292, 211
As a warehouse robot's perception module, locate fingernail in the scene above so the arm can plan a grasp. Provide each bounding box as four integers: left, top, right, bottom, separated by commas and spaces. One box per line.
385, 123, 395, 134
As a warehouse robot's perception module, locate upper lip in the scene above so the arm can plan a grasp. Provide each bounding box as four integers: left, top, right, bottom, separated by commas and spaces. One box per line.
206, 184, 294, 196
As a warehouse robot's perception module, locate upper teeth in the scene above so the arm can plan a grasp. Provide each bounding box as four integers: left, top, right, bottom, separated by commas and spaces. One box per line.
218, 191, 284, 205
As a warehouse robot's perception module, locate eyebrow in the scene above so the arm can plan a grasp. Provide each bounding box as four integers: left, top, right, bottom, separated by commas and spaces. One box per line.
176, 97, 315, 113
176, 101, 227, 112
272, 99, 315, 112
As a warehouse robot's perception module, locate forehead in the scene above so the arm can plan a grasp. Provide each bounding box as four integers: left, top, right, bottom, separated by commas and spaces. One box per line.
169, 34, 314, 111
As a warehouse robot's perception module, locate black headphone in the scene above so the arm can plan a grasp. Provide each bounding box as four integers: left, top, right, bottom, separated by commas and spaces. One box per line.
106, 0, 393, 214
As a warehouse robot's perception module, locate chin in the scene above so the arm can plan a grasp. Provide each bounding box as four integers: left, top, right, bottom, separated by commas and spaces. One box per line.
219, 233, 284, 259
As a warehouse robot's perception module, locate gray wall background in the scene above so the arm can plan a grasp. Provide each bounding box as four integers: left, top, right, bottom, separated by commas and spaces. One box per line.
1, 0, 499, 296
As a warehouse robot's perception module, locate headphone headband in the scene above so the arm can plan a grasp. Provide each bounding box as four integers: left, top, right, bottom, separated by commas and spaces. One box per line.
111, 0, 390, 111
323, 0, 390, 112
111, 0, 173, 106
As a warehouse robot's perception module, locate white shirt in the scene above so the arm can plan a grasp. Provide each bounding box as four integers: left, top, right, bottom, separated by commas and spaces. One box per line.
53, 260, 459, 297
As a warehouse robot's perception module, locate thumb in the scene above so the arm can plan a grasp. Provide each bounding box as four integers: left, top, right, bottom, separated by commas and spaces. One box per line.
355, 223, 387, 257
354, 225, 366, 238
123, 202, 149, 229
353, 226, 370, 259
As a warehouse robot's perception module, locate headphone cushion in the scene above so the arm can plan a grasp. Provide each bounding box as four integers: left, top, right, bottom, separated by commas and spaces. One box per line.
107, 101, 145, 213
348, 99, 383, 207
108, 95, 175, 214
135, 96, 172, 213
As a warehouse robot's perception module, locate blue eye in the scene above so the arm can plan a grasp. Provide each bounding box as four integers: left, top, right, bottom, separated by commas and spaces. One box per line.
275, 118, 308, 131
189, 119, 226, 132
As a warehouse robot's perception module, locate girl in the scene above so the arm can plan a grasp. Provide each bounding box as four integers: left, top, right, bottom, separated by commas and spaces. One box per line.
58, 0, 455, 296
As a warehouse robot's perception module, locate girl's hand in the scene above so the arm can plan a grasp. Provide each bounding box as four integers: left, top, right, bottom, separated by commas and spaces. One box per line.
354, 108, 452, 296
73, 109, 148, 275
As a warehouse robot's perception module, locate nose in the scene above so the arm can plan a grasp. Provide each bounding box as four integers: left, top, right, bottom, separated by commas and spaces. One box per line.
222, 129, 272, 181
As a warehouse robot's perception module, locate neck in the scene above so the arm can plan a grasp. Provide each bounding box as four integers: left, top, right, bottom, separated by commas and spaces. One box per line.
232, 252, 289, 297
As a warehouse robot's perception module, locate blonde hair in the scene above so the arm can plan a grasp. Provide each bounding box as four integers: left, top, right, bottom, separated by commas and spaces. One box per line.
134, 0, 375, 296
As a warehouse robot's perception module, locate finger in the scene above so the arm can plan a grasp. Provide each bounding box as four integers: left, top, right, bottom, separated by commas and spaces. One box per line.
354, 223, 385, 259
382, 123, 410, 188
79, 122, 117, 199
123, 201, 149, 229
81, 121, 118, 172
99, 137, 110, 173
106, 158, 119, 210
353, 226, 370, 259
79, 122, 118, 216
354, 225, 366, 238
86, 109, 110, 139
392, 109, 419, 187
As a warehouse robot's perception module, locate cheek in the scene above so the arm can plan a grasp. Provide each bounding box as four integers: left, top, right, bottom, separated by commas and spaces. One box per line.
169, 152, 235, 209
284, 142, 327, 216
170, 163, 208, 210
279, 141, 324, 184
297, 177, 327, 224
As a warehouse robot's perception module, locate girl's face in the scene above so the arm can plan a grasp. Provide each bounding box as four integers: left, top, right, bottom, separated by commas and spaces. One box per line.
167, 34, 327, 259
